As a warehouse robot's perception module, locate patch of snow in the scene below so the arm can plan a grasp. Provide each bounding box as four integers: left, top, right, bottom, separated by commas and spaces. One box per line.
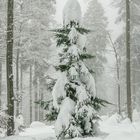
52, 72, 68, 109
55, 97, 75, 137
68, 26, 78, 44
1, 113, 140, 140
73, 137, 102, 140
30, 122, 46, 128
67, 45, 81, 59
104, 113, 122, 125
106, 132, 140, 140
133, 109, 140, 122
79, 62, 96, 98
1, 136, 35, 140
78, 33, 87, 50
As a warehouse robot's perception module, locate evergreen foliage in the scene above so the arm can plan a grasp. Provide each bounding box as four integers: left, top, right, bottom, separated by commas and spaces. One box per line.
37, 97, 110, 122
38, 19, 109, 139
52, 21, 90, 47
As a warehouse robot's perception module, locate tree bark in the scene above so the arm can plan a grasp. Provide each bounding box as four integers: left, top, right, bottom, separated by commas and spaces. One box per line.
33, 62, 38, 121
6, 0, 14, 136
117, 65, 121, 115
126, 0, 132, 121
29, 65, 33, 123
16, 49, 20, 116
0, 61, 2, 108
20, 60, 23, 113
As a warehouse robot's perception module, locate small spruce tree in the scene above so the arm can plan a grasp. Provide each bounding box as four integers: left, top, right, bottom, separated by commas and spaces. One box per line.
52, 19, 101, 139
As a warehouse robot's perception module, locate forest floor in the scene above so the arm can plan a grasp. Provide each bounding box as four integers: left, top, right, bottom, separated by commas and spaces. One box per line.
1, 112, 140, 140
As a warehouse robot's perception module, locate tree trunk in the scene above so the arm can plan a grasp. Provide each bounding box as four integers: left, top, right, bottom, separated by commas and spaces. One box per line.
16, 49, 20, 116
20, 60, 23, 113
117, 66, 121, 115
126, 0, 132, 121
6, 0, 14, 136
29, 65, 33, 123
39, 78, 44, 121
132, 61, 136, 108
33, 62, 38, 121
0, 61, 2, 108
108, 33, 121, 115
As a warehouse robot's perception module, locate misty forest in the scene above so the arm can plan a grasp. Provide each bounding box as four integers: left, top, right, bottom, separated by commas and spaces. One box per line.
0, 0, 140, 140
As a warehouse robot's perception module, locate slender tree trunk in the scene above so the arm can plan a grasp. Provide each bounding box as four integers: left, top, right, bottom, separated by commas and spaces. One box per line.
108, 33, 121, 115
39, 78, 44, 121
16, 49, 20, 115
126, 0, 132, 121
117, 66, 121, 115
17, 2, 23, 114
0, 61, 2, 108
132, 61, 136, 108
6, 0, 14, 136
20, 60, 23, 113
33, 62, 38, 121
29, 65, 33, 123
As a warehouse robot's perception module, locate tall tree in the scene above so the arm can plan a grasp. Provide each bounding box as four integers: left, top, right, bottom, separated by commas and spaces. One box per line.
29, 64, 33, 123
126, 0, 132, 121
6, 0, 15, 136
108, 33, 121, 115
113, 0, 140, 116
83, 0, 108, 97
0, 0, 6, 110
0, 61, 2, 108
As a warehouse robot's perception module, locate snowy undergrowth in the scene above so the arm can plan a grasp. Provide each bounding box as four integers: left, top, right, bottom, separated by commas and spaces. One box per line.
1, 112, 140, 140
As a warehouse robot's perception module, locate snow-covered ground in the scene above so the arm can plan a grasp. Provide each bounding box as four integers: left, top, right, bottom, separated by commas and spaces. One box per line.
1, 112, 140, 140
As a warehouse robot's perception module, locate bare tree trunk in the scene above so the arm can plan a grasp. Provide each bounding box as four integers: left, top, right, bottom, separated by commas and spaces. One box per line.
33, 62, 38, 121
29, 65, 33, 123
108, 33, 121, 115
16, 49, 20, 116
126, 0, 132, 121
20, 60, 23, 113
6, 0, 14, 136
117, 65, 121, 115
0, 61, 2, 108
132, 62, 136, 108
39, 78, 44, 121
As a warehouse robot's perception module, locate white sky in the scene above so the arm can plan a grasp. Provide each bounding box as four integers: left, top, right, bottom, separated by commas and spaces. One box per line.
55, 0, 89, 24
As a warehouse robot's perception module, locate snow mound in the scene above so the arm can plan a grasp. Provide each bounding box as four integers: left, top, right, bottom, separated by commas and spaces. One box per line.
55, 97, 75, 137
106, 132, 140, 140
105, 113, 121, 125
121, 118, 131, 124
1, 136, 35, 140
133, 109, 140, 121
30, 122, 46, 128
73, 137, 102, 140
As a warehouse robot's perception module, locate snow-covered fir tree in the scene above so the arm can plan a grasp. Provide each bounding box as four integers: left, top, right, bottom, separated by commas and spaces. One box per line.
49, 0, 108, 139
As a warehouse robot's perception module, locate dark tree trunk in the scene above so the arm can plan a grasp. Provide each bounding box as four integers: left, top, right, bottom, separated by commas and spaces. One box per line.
16, 49, 20, 116
39, 78, 44, 121
6, 0, 14, 136
0, 61, 2, 108
20, 61, 23, 112
29, 65, 33, 123
132, 61, 136, 108
126, 0, 132, 121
